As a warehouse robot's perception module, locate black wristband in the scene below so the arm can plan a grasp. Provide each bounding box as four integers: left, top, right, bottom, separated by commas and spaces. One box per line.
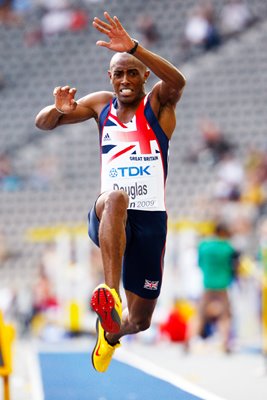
127, 39, 139, 55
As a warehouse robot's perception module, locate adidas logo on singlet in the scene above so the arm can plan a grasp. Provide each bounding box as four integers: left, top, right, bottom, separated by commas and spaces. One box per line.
103, 133, 111, 141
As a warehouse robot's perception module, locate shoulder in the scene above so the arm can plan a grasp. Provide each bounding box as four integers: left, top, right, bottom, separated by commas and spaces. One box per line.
148, 82, 180, 139
78, 91, 114, 116
150, 81, 184, 109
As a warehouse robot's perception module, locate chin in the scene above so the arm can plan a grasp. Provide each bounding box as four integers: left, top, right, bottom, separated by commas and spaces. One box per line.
118, 95, 135, 103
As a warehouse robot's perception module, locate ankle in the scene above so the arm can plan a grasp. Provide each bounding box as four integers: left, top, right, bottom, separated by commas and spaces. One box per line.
105, 332, 120, 346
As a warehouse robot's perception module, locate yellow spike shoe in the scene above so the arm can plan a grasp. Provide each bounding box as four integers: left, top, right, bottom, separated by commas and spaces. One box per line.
90, 283, 122, 333
92, 318, 121, 373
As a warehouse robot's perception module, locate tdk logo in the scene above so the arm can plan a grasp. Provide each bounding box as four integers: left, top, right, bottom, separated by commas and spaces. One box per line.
109, 168, 118, 177
109, 166, 151, 178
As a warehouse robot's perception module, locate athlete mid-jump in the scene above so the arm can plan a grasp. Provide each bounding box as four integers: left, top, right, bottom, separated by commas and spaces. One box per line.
35, 11, 186, 372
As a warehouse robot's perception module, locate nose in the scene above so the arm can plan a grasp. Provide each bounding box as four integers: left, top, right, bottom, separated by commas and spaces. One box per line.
121, 72, 130, 84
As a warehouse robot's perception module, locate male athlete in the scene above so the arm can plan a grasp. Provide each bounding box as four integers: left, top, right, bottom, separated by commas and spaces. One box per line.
35, 11, 186, 372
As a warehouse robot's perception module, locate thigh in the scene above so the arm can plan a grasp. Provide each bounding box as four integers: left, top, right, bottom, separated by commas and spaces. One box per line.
88, 190, 129, 246
123, 210, 167, 299
200, 291, 230, 320
87, 191, 117, 246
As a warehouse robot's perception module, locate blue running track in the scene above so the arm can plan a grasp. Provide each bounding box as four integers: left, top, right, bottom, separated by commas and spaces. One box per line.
39, 352, 206, 400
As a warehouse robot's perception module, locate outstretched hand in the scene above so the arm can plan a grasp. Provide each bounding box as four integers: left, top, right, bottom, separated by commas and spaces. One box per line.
53, 86, 77, 113
93, 12, 134, 53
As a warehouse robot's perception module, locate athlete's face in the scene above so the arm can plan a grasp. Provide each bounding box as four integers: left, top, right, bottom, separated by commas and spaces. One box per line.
109, 53, 150, 104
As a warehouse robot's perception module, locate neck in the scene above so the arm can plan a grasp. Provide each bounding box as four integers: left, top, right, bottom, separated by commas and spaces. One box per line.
116, 93, 146, 110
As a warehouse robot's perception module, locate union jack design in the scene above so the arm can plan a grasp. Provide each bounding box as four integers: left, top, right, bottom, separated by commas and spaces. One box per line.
144, 279, 159, 290
99, 94, 169, 211
101, 95, 159, 163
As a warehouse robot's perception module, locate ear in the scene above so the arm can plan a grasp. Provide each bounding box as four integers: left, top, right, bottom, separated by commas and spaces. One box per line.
144, 70, 150, 83
108, 70, 112, 83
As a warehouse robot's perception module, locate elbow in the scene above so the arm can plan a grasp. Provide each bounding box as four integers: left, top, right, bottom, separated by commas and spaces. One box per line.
35, 120, 43, 130
172, 77, 186, 99
176, 75, 186, 97
35, 124, 50, 132
35, 117, 53, 131
171, 73, 186, 95
35, 115, 45, 130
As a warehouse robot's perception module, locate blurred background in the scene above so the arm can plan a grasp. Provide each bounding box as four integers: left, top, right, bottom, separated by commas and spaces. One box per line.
0, 0, 267, 399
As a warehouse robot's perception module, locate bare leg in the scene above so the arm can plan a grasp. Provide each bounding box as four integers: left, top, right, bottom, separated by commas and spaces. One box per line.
106, 290, 157, 344
94, 190, 157, 343
217, 316, 232, 351
96, 190, 129, 295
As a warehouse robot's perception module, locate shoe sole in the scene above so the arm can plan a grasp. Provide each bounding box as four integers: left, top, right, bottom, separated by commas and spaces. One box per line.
90, 287, 121, 333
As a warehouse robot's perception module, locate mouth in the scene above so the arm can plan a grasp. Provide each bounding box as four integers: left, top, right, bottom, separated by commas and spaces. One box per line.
120, 88, 133, 95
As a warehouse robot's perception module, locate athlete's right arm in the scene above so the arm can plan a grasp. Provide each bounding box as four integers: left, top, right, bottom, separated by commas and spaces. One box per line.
35, 86, 112, 131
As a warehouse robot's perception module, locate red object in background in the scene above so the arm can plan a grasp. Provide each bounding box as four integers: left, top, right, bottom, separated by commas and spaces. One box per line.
160, 310, 187, 342
70, 10, 88, 31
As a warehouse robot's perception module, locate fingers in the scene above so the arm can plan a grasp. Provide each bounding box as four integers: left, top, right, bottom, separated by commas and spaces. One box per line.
96, 40, 109, 48
53, 86, 77, 97
92, 12, 119, 34
103, 11, 117, 28
53, 86, 62, 96
93, 12, 129, 51
113, 16, 124, 30
92, 17, 111, 34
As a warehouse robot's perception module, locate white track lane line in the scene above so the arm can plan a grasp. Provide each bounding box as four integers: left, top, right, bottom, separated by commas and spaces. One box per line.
115, 348, 227, 400
26, 344, 44, 400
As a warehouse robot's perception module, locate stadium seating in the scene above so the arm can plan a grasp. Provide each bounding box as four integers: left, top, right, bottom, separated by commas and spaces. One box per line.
1, 0, 267, 287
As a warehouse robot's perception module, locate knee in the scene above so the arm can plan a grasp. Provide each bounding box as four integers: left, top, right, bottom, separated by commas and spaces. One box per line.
129, 315, 151, 333
104, 190, 129, 214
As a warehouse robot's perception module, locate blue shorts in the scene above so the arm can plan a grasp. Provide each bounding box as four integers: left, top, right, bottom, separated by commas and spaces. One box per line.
88, 207, 167, 299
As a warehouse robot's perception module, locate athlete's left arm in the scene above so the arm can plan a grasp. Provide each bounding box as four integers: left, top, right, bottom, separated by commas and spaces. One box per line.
135, 45, 186, 138
134, 44, 186, 106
